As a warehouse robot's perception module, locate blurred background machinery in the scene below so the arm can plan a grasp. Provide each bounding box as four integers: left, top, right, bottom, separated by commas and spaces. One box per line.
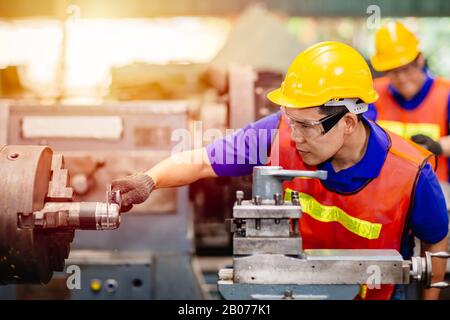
0, 3, 448, 263
0, 101, 206, 299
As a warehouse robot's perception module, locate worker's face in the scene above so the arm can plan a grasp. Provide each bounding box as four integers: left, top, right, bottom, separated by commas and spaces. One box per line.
385, 55, 425, 100
284, 107, 347, 166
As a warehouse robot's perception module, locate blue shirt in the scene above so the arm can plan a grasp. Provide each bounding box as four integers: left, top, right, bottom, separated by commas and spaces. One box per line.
206, 112, 449, 258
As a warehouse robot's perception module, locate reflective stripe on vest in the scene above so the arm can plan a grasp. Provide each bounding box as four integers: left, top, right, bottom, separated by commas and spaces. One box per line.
285, 188, 382, 240
377, 120, 440, 141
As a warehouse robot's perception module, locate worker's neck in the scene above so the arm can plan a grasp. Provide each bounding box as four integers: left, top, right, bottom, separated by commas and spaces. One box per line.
331, 121, 370, 172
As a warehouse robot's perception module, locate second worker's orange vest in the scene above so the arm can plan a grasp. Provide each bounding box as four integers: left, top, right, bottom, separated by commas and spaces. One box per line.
374, 76, 450, 181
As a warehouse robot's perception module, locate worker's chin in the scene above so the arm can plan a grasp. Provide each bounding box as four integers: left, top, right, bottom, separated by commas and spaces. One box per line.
391, 82, 417, 100
298, 151, 321, 166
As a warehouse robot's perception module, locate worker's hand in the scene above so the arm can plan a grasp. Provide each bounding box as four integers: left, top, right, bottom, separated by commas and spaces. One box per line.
111, 173, 155, 212
411, 134, 443, 156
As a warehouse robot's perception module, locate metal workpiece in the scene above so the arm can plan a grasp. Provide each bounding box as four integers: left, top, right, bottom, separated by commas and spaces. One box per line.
252, 166, 327, 200
26, 201, 121, 230
26, 183, 122, 230
20, 183, 121, 231
0, 145, 122, 285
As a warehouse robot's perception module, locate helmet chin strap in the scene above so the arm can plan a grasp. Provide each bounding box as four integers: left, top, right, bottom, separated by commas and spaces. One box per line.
324, 98, 368, 114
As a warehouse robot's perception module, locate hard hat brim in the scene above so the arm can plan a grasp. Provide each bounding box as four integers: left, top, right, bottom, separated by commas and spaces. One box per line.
267, 88, 322, 109
267, 87, 379, 109
371, 50, 420, 72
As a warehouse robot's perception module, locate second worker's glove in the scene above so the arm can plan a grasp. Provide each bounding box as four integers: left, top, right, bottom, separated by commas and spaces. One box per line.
111, 173, 155, 212
411, 134, 443, 156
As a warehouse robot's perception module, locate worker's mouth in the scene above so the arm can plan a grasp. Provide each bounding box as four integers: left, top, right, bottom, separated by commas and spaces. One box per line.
295, 143, 309, 153
296, 148, 310, 154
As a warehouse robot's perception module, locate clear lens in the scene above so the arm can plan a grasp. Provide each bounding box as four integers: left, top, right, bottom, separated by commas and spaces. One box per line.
287, 117, 323, 139
281, 106, 348, 139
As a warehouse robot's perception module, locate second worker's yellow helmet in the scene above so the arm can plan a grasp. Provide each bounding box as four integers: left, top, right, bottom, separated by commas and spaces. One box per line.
371, 21, 420, 72
267, 41, 378, 109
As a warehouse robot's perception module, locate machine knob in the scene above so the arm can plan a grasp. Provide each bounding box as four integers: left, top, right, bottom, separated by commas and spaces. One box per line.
71, 173, 89, 195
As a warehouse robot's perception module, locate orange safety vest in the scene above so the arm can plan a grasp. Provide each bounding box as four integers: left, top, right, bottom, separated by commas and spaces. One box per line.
374, 76, 450, 181
269, 116, 436, 300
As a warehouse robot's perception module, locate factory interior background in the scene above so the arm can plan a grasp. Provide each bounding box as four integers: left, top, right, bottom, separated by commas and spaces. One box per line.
0, 0, 449, 301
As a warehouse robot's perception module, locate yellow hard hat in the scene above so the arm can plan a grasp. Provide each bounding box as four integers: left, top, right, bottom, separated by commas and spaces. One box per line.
371, 21, 420, 72
267, 41, 378, 109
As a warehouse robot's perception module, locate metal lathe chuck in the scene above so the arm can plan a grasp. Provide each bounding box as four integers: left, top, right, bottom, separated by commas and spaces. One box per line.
0, 145, 121, 285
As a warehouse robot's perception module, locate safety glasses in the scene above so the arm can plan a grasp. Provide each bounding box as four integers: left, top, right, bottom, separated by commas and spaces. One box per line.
281, 107, 349, 139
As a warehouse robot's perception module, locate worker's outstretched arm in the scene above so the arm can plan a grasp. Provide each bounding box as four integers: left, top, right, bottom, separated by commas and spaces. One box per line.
421, 237, 449, 300
111, 147, 217, 212
146, 148, 217, 188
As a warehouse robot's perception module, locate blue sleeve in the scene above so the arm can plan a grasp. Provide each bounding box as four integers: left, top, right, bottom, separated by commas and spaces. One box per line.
206, 112, 281, 176
409, 163, 449, 244
447, 92, 450, 182
365, 103, 378, 121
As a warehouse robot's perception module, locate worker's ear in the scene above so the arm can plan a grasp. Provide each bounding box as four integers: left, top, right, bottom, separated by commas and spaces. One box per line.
343, 113, 359, 135
416, 53, 425, 69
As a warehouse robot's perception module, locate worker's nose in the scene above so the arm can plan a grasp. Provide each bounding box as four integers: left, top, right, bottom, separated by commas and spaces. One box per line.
396, 71, 409, 84
290, 128, 306, 144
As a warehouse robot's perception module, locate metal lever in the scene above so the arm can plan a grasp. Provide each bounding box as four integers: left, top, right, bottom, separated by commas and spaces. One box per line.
430, 282, 449, 289
430, 252, 450, 259
430, 251, 450, 289
264, 168, 328, 180
424, 251, 450, 289
252, 166, 328, 200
